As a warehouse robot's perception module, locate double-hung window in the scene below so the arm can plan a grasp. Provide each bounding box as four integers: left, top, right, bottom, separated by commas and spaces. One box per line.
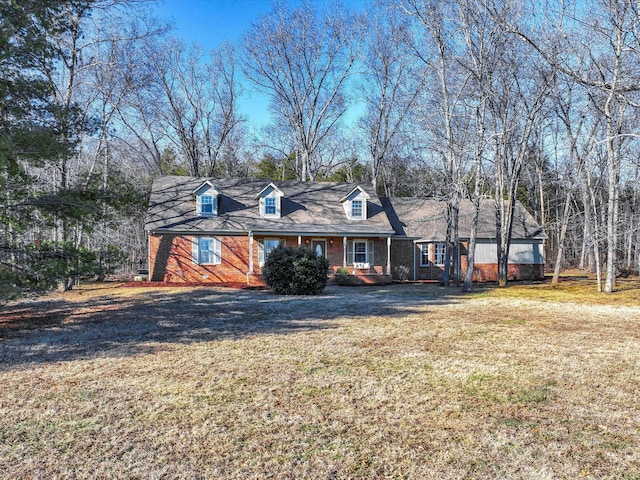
341, 187, 369, 220
193, 237, 221, 265
264, 196, 277, 216
434, 242, 446, 265
257, 183, 283, 218
351, 199, 363, 219
354, 241, 367, 263
200, 195, 214, 215
349, 240, 374, 266
259, 238, 282, 265
420, 244, 430, 266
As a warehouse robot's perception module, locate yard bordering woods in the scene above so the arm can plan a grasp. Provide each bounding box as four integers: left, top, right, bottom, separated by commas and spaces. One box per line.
0, 282, 639, 479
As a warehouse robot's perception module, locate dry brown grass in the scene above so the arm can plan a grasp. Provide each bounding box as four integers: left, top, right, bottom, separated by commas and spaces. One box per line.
0, 280, 639, 479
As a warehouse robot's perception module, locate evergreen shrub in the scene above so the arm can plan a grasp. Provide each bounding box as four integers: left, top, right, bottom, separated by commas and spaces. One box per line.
262, 245, 330, 295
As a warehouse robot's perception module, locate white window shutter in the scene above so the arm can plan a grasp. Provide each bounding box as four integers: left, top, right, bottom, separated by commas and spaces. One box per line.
368, 241, 374, 265
347, 241, 353, 264
192, 237, 199, 264
258, 240, 265, 265
214, 238, 222, 264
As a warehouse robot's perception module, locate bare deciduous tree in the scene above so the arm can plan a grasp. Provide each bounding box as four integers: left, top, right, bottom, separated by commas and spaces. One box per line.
129, 36, 245, 178
401, 0, 474, 286
508, 0, 640, 292
457, 0, 495, 292
359, 1, 424, 192
242, 1, 364, 181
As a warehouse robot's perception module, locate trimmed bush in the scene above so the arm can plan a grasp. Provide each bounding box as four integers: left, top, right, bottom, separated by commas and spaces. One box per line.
334, 267, 352, 286
262, 245, 330, 295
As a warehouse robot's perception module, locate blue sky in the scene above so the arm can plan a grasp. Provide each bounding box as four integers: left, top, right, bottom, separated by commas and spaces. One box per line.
154, 0, 282, 48
154, 0, 366, 47
153, 0, 366, 130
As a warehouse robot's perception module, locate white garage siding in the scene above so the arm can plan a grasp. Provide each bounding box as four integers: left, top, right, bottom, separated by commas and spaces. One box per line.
474, 240, 544, 264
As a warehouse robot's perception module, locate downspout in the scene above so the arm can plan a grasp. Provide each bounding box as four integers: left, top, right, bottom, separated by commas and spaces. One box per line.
148, 232, 152, 281
248, 231, 254, 274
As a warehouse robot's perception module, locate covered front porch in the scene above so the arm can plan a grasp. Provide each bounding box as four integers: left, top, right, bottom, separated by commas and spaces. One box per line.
246, 233, 393, 285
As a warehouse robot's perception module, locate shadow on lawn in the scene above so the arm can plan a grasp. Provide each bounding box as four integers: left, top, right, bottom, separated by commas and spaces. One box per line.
0, 283, 464, 368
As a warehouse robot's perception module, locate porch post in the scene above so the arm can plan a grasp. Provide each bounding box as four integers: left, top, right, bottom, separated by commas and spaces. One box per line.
248, 231, 254, 274
387, 236, 391, 275
413, 240, 417, 281
343, 236, 348, 267
298, 235, 302, 247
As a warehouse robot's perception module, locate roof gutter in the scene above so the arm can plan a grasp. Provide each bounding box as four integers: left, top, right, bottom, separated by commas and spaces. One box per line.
147, 228, 395, 237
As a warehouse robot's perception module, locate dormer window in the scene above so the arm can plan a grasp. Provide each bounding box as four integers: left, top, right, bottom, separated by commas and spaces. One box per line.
256, 182, 283, 219
193, 181, 220, 217
264, 196, 277, 216
351, 199, 363, 219
200, 195, 215, 215
340, 186, 370, 220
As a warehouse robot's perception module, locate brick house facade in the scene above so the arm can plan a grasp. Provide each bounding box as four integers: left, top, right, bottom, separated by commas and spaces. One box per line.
146, 177, 546, 286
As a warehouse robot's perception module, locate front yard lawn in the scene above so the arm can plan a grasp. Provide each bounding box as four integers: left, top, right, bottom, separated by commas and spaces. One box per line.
0, 282, 639, 479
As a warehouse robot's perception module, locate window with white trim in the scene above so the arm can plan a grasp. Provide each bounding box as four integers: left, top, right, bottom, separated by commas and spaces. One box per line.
348, 240, 374, 266
434, 242, 446, 265
341, 186, 370, 220
200, 195, 214, 215
420, 244, 430, 266
351, 199, 363, 219
192, 237, 221, 265
258, 238, 283, 265
354, 240, 367, 263
264, 196, 277, 216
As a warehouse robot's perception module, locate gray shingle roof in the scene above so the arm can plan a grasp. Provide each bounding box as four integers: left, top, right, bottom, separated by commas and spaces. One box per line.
382, 197, 546, 241
146, 176, 396, 236
146, 176, 545, 241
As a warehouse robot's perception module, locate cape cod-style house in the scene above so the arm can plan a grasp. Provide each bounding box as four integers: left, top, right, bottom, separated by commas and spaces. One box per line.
146, 176, 546, 285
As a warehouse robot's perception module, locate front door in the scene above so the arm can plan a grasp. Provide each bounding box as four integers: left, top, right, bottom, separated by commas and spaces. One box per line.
312, 239, 327, 258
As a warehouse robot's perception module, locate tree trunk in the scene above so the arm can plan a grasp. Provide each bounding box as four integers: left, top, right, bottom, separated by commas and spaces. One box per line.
551, 188, 572, 285
463, 199, 481, 292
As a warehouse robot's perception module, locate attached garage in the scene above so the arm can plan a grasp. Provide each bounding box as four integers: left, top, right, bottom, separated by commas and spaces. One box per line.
384, 198, 546, 282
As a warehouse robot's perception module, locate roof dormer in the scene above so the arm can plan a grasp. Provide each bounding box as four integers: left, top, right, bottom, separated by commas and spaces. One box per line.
193, 180, 220, 217
340, 186, 370, 220
256, 182, 284, 218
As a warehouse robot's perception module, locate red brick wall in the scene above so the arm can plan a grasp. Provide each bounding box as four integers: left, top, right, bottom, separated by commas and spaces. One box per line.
150, 234, 394, 285
468, 263, 544, 282
149, 234, 251, 284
